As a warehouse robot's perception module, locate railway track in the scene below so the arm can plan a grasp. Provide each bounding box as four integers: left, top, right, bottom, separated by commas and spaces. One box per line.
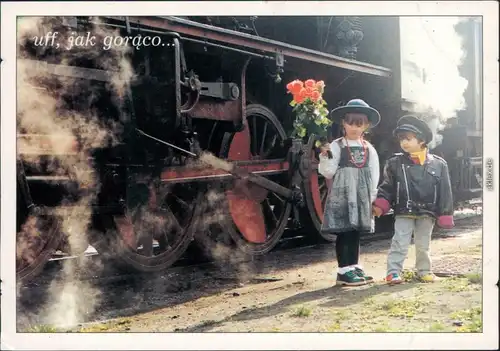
17, 213, 482, 330
19, 211, 482, 288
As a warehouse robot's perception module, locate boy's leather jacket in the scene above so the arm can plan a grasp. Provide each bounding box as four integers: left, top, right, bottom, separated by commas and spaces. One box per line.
373, 152, 455, 228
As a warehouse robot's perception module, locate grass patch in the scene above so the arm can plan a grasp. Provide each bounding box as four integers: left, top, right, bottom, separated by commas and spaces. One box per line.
401, 270, 417, 282
325, 322, 341, 332
78, 323, 111, 333
77, 318, 132, 333
443, 277, 481, 292
380, 298, 427, 318
25, 324, 60, 333
332, 310, 348, 320
362, 297, 377, 306
291, 305, 312, 317
370, 322, 398, 332
461, 244, 482, 255
451, 307, 482, 332
428, 322, 446, 332
464, 273, 482, 285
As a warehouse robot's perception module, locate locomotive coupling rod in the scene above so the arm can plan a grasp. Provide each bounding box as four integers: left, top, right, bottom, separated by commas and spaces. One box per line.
135, 128, 294, 200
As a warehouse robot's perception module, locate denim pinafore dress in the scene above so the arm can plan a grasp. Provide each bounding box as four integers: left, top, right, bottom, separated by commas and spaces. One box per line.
321, 138, 375, 235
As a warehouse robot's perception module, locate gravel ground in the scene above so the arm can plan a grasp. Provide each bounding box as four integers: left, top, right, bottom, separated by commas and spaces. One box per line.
20, 215, 483, 333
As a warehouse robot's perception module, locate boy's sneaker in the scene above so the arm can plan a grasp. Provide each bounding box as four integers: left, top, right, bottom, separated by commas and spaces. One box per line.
336, 270, 367, 286
385, 273, 403, 284
418, 273, 437, 283
354, 267, 374, 283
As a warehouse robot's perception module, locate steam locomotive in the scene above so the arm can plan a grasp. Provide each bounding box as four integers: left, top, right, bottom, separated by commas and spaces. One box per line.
16, 15, 483, 282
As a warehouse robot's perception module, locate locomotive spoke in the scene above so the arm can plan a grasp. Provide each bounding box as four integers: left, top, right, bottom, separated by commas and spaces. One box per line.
157, 233, 171, 251
171, 194, 191, 211
271, 191, 285, 204
265, 198, 279, 224
251, 116, 258, 156
321, 189, 328, 205
163, 206, 183, 233
262, 134, 277, 159
140, 231, 154, 257
260, 122, 268, 156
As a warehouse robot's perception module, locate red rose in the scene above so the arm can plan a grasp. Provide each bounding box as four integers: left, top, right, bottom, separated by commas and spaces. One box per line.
315, 80, 325, 93
311, 90, 321, 102
304, 79, 316, 88
294, 88, 308, 103
287, 80, 303, 95
305, 86, 314, 97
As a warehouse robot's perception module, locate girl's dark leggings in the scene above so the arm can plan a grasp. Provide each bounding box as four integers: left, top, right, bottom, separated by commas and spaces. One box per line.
335, 231, 361, 268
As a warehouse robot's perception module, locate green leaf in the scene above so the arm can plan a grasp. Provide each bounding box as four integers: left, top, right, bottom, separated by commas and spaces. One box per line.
290, 100, 297, 107
298, 126, 307, 137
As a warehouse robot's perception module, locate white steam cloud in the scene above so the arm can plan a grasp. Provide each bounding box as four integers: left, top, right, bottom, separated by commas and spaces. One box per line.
17, 16, 134, 329
399, 17, 469, 149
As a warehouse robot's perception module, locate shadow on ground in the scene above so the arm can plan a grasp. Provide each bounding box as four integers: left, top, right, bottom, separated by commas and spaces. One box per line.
175, 281, 417, 332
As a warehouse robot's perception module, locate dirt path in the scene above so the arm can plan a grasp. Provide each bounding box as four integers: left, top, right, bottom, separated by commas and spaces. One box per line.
65, 227, 482, 333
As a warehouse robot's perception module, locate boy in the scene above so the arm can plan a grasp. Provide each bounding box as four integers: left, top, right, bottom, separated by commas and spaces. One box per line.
372, 115, 454, 284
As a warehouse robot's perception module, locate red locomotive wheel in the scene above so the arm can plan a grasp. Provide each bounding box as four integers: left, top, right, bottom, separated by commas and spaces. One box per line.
97, 182, 201, 272
300, 134, 335, 242
16, 214, 63, 282
218, 104, 292, 255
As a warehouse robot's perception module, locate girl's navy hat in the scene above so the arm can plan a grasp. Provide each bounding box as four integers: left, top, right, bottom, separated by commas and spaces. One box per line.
393, 115, 433, 144
329, 99, 381, 128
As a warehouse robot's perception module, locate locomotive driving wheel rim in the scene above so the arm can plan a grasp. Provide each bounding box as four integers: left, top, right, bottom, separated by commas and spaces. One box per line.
302, 134, 335, 242
105, 182, 201, 272
16, 212, 62, 282
219, 104, 292, 255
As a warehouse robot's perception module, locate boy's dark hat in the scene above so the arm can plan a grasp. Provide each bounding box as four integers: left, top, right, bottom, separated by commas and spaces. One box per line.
329, 99, 381, 128
393, 115, 433, 144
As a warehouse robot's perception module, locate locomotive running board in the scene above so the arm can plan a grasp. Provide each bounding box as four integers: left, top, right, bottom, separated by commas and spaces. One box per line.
160, 159, 290, 184
18, 58, 115, 83
105, 16, 392, 78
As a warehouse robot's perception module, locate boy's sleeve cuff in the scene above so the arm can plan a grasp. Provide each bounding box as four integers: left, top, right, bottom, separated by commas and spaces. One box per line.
373, 198, 391, 215
437, 215, 454, 229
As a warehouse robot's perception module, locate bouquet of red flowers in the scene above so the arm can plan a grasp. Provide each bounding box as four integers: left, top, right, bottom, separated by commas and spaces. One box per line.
286, 79, 332, 153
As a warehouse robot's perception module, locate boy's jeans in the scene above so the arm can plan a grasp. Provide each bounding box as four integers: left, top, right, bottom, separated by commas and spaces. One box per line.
387, 216, 435, 276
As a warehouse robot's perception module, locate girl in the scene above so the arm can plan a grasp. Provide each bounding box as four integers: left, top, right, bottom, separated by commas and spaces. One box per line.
318, 99, 381, 286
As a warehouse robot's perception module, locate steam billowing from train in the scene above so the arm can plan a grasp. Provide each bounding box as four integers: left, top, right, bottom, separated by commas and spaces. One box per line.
17, 16, 134, 328
399, 17, 469, 149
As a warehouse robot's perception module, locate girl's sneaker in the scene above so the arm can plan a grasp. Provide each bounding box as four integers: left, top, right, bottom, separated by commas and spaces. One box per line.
336, 270, 367, 286
385, 273, 403, 284
354, 267, 374, 283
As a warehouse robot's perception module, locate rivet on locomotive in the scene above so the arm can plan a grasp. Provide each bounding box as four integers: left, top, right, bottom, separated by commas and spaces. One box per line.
16, 16, 482, 282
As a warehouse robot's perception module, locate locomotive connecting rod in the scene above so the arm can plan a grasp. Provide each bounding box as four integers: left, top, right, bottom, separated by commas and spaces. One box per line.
135, 128, 296, 201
